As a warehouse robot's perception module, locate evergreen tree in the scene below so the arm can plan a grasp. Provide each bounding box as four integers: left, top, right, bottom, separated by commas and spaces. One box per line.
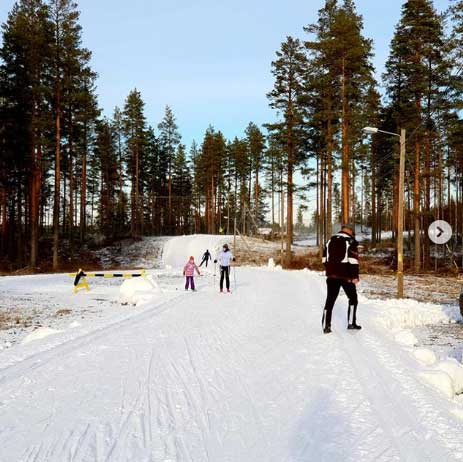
267, 36, 308, 264
172, 144, 192, 233
94, 119, 118, 239
384, 0, 449, 270
0, 0, 52, 267
49, 0, 90, 269
158, 105, 181, 233
245, 122, 266, 227
307, 0, 374, 225
122, 89, 147, 239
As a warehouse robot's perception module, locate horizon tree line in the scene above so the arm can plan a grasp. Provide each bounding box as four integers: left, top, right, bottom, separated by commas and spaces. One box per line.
1, 0, 463, 272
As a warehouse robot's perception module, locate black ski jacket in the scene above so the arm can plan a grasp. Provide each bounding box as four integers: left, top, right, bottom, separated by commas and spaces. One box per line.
322, 231, 359, 281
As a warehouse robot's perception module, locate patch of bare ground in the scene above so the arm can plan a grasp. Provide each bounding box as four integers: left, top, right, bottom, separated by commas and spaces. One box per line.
55, 309, 72, 317
0, 310, 37, 330
361, 273, 462, 305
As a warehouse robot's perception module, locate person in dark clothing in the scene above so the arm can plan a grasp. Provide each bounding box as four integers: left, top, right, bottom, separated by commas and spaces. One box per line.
214, 243, 236, 292
199, 249, 211, 267
322, 224, 361, 334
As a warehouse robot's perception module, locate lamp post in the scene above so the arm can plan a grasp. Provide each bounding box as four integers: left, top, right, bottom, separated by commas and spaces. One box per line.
363, 127, 406, 298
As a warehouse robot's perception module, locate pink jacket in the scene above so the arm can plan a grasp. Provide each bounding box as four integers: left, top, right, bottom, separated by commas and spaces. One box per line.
183, 261, 200, 277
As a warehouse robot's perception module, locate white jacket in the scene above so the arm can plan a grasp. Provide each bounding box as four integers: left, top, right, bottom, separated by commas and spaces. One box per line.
217, 249, 234, 267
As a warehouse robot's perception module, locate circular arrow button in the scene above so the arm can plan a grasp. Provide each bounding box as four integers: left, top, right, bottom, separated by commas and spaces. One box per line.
428, 220, 452, 244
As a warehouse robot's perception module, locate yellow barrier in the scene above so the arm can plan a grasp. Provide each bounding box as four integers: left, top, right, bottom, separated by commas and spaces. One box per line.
69, 269, 147, 293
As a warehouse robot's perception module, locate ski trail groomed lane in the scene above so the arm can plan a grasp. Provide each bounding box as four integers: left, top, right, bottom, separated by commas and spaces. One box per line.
0, 268, 462, 462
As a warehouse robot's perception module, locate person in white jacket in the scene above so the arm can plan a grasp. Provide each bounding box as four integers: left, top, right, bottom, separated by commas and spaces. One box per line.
214, 243, 236, 292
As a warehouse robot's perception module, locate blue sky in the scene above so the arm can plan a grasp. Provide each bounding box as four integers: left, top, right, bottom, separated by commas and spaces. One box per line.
0, 0, 452, 150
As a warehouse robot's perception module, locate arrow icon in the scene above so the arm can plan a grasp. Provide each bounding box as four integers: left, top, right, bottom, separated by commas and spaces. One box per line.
428, 220, 452, 244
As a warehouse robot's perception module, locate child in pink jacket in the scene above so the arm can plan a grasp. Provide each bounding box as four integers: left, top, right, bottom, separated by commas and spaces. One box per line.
183, 256, 200, 291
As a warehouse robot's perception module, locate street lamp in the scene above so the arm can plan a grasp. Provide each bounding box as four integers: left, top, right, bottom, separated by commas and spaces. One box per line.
362, 126, 406, 299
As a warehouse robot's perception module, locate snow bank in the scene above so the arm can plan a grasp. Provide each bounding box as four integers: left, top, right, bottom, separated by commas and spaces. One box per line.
372, 297, 454, 330
162, 234, 232, 269
413, 348, 437, 366
395, 330, 418, 347
119, 275, 160, 306
435, 359, 463, 395
419, 370, 455, 399
21, 327, 62, 345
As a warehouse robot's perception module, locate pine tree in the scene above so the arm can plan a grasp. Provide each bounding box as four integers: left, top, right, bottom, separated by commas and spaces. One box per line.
94, 119, 118, 239
49, 0, 90, 269
158, 105, 181, 233
384, 0, 449, 270
267, 36, 308, 264
245, 122, 266, 227
122, 89, 147, 239
172, 144, 192, 233
0, 0, 52, 267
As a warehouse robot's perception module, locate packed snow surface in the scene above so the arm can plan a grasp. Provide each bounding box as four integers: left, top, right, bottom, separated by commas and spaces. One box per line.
0, 235, 463, 461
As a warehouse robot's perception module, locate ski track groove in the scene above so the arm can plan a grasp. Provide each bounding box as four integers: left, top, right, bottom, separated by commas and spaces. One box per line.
0, 292, 188, 386
2, 267, 463, 461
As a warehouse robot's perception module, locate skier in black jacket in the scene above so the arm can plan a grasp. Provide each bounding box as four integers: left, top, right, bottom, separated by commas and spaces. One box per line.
322, 224, 361, 334
199, 249, 211, 267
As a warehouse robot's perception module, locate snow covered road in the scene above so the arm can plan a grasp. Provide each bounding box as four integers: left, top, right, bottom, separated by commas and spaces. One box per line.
1, 267, 463, 461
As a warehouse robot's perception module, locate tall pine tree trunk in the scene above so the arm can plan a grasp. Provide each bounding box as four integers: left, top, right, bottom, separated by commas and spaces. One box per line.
135, 145, 139, 238
1, 187, 6, 255
69, 129, 74, 256
327, 120, 333, 238
53, 87, 61, 270
80, 121, 87, 242
286, 118, 294, 265
423, 131, 431, 269
341, 58, 350, 225
414, 137, 421, 272
30, 118, 41, 268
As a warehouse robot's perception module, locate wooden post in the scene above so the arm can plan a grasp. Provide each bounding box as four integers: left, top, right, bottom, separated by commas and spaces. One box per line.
397, 129, 406, 298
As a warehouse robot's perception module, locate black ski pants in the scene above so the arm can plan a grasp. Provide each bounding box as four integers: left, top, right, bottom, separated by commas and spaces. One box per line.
220, 266, 230, 291
199, 257, 209, 267
322, 277, 358, 329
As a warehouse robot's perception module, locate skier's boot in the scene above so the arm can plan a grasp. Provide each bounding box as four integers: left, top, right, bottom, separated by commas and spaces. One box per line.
347, 303, 360, 330
322, 308, 332, 334
227, 289, 231, 293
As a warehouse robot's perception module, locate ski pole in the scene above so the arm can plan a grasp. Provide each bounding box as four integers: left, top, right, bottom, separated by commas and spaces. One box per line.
214, 262, 217, 289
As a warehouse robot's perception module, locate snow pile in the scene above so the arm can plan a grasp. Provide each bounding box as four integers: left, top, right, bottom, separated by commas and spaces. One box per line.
413, 348, 437, 366
434, 359, 463, 395
395, 330, 418, 346
419, 370, 456, 399
119, 275, 160, 306
372, 297, 454, 330
418, 358, 463, 399
21, 327, 62, 345
267, 258, 283, 271
162, 234, 231, 269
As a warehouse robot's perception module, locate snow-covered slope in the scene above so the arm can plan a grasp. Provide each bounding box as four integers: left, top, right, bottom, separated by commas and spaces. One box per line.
162, 234, 232, 268
0, 235, 463, 461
